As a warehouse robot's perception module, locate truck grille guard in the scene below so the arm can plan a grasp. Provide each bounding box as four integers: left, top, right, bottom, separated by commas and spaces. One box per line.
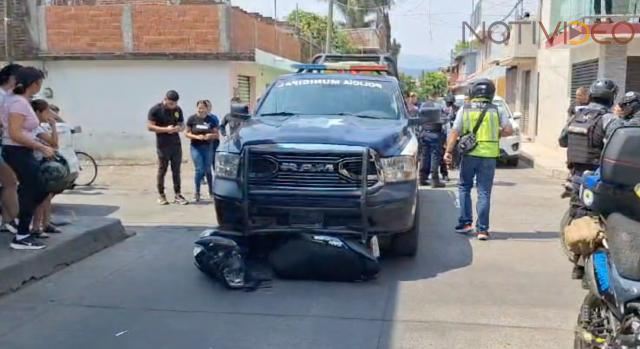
239, 144, 381, 243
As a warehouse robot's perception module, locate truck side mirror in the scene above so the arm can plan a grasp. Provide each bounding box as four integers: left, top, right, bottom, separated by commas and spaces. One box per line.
230, 103, 251, 120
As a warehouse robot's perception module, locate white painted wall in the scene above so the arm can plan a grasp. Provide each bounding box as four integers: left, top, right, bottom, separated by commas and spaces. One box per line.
536, 45, 571, 149
28, 60, 233, 160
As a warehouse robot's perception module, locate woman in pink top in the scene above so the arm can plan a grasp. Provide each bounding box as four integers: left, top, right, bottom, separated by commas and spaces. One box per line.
2, 67, 54, 250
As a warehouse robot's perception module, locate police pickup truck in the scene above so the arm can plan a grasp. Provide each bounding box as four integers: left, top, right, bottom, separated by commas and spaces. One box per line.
212, 56, 422, 257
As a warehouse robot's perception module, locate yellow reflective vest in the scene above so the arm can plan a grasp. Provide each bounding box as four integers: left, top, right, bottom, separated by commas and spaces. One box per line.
461, 100, 501, 158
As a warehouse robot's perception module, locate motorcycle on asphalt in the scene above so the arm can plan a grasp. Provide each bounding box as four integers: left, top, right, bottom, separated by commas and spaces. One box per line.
561, 126, 640, 348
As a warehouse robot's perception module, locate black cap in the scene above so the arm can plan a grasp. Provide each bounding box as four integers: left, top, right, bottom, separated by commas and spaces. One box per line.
166, 90, 180, 102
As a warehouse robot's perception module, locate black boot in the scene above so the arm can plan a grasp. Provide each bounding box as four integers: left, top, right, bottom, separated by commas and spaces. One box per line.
431, 172, 445, 188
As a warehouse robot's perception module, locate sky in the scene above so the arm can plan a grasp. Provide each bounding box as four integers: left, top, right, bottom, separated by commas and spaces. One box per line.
228, 0, 537, 70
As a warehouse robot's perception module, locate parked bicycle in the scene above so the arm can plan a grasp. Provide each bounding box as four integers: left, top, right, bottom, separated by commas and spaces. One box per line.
69, 127, 98, 186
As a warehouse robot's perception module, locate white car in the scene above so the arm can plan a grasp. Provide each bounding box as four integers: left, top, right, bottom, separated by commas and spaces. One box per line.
455, 95, 522, 166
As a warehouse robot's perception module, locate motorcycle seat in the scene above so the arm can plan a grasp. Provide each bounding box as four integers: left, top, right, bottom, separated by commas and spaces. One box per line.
607, 213, 640, 281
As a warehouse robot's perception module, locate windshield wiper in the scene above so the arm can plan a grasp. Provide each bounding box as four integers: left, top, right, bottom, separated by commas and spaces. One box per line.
329, 112, 382, 119
259, 111, 300, 116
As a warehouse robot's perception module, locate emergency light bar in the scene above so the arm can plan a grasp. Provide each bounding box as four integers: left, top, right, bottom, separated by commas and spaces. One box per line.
293, 63, 390, 75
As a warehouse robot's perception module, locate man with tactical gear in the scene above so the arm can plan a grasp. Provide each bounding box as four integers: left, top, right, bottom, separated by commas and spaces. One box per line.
606, 91, 640, 140
559, 79, 618, 279
444, 79, 513, 241
442, 94, 460, 172
418, 103, 446, 188
559, 79, 618, 177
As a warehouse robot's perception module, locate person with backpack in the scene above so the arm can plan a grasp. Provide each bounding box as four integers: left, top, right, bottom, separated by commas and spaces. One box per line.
444, 79, 513, 241
2, 67, 54, 250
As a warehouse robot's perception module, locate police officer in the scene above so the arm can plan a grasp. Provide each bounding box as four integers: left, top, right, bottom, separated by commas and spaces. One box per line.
606, 91, 640, 140
559, 79, 618, 279
444, 79, 513, 241
560, 79, 618, 175
441, 94, 460, 173
418, 102, 446, 188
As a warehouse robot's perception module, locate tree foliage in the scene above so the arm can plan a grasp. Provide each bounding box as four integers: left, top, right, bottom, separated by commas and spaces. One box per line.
330, 0, 395, 28
418, 71, 449, 99
398, 72, 416, 95
287, 9, 354, 54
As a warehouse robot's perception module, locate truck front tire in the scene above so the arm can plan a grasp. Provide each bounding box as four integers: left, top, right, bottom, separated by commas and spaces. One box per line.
391, 200, 420, 257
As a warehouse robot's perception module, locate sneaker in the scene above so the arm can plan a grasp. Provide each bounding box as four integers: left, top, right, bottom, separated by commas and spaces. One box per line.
157, 195, 169, 205
0, 221, 18, 234
477, 231, 490, 241
455, 223, 474, 234
174, 194, 189, 205
31, 230, 50, 239
43, 224, 62, 234
10, 235, 46, 250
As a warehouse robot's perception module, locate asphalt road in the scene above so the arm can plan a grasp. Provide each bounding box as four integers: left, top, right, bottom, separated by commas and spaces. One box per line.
0, 165, 584, 349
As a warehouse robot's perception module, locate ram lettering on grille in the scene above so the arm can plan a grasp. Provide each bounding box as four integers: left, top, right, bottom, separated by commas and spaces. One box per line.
279, 162, 336, 173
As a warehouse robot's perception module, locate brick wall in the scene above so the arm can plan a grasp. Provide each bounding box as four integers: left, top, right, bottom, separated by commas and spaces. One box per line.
132, 5, 220, 52
43, 3, 302, 60
47, 6, 124, 53
0, 0, 37, 59
229, 7, 301, 62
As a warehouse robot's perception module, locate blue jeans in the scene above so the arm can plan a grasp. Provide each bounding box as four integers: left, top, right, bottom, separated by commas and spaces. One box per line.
420, 131, 444, 180
191, 144, 213, 196
458, 155, 497, 232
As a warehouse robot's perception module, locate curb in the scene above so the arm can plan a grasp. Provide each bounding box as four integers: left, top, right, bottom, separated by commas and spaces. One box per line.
519, 151, 569, 180
0, 218, 133, 296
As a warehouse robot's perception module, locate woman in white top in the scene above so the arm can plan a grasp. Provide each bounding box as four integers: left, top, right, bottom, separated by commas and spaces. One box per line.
2, 67, 54, 250
0, 63, 21, 233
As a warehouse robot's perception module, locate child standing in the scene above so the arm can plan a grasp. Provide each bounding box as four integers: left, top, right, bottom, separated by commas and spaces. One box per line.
31, 99, 61, 237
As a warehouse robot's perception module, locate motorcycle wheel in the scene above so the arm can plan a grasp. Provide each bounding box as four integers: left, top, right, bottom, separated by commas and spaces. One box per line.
575, 293, 610, 349
560, 208, 579, 263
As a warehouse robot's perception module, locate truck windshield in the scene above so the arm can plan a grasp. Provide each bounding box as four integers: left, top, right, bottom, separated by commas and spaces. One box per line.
257, 78, 401, 120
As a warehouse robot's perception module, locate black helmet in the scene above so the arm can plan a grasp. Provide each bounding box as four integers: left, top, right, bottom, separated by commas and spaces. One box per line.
194, 235, 247, 289
39, 154, 70, 193
469, 78, 496, 101
619, 91, 640, 117
444, 94, 455, 104
589, 79, 618, 107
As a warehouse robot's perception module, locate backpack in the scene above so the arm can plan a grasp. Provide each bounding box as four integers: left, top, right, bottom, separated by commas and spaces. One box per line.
268, 234, 380, 282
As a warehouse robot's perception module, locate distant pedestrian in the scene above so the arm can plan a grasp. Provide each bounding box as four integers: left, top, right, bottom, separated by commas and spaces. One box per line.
202, 100, 220, 178
186, 100, 219, 202
444, 79, 513, 241
568, 87, 589, 120
594, 0, 613, 21
0, 63, 21, 234
2, 67, 54, 250
147, 90, 188, 205
405, 92, 419, 117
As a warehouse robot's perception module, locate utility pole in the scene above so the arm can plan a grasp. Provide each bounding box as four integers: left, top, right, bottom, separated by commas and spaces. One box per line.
274, 0, 277, 20
325, 0, 334, 53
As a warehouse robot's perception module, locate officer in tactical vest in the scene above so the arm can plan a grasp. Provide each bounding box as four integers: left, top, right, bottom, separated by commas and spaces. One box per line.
606, 91, 640, 140
444, 79, 513, 241
418, 102, 446, 188
559, 79, 617, 280
559, 79, 618, 176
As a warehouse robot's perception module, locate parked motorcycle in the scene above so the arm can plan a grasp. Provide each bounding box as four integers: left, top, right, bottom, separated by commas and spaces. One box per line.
565, 126, 640, 348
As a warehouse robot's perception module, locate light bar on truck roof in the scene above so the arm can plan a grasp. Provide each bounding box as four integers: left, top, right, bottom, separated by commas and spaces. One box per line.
293, 63, 390, 75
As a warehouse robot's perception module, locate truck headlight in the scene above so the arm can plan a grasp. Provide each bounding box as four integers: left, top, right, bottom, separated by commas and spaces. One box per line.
215, 153, 240, 179
380, 156, 417, 182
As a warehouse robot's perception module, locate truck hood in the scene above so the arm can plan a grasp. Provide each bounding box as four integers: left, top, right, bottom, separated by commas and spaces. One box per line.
221, 115, 414, 157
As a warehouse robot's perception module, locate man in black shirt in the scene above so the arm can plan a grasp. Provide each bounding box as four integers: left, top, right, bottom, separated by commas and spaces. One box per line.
147, 90, 188, 205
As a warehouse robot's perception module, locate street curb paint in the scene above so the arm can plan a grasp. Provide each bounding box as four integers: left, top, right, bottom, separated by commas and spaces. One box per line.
0, 217, 133, 296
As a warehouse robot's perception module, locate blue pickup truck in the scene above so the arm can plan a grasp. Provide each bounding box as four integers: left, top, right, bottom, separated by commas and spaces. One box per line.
212, 57, 421, 257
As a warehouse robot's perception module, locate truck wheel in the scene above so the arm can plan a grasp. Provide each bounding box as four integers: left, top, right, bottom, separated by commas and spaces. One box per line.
391, 201, 420, 257
506, 157, 519, 167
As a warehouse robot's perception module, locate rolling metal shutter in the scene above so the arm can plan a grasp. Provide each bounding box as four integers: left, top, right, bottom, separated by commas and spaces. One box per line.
626, 57, 640, 93
237, 75, 251, 104
571, 59, 598, 99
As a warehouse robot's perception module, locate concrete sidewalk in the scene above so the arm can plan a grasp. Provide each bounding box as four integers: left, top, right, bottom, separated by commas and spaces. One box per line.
0, 217, 132, 296
519, 141, 569, 180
